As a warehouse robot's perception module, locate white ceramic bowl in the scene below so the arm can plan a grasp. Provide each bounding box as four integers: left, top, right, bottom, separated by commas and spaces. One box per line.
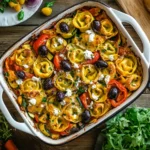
0, 1, 149, 145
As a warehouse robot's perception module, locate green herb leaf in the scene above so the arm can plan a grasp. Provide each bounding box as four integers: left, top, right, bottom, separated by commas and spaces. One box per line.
18, 10, 24, 21
76, 86, 85, 95
45, 0, 56, 7
76, 97, 83, 108
21, 99, 27, 108
42, 97, 47, 103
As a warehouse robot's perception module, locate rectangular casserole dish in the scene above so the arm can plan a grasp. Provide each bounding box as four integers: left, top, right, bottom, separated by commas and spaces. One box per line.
0, 1, 150, 145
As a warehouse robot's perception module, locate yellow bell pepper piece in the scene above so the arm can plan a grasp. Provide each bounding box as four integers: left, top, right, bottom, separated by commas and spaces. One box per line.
18, 0, 25, 5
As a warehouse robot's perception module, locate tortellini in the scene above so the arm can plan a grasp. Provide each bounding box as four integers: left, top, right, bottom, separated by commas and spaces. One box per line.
81, 64, 101, 84
46, 36, 67, 54
67, 44, 85, 64
7, 70, 18, 88
55, 18, 76, 38
100, 41, 118, 61
100, 19, 118, 38
54, 72, 74, 91
90, 100, 111, 118
88, 83, 107, 102
73, 11, 94, 32
116, 54, 137, 76
33, 56, 54, 78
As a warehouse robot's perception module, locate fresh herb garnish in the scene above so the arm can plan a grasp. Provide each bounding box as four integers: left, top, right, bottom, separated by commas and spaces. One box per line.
42, 97, 47, 103
18, 10, 24, 21
21, 99, 27, 108
101, 107, 150, 150
45, 0, 55, 7
77, 86, 85, 95
76, 97, 83, 108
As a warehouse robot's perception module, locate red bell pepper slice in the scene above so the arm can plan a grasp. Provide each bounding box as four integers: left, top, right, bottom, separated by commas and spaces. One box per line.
108, 80, 127, 107
53, 54, 61, 70
33, 34, 49, 54
79, 92, 91, 109
60, 123, 73, 136
83, 52, 100, 64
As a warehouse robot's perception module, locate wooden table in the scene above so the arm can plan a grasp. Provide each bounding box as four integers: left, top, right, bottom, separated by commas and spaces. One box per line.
0, 0, 150, 150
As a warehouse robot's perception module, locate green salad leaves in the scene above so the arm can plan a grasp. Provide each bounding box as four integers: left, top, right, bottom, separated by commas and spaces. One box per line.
102, 107, 150, 150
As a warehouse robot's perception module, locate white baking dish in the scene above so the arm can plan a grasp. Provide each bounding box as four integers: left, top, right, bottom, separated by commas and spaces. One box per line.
0, 1, 149, 145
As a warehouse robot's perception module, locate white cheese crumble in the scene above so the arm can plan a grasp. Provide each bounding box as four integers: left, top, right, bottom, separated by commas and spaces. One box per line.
92, 94, 99, 100
89, 33, 95, 42
59, 54, 65, 58
57, 38, 63, 44
90, 81, 93, 84
85, 30, 93, 34
23, 64, 29, 69
88, 101, 94, 109
60, 100, 66, 106
105, 75, 110, 84
92, 84, 96, 89
29, 98, 36, 105
74, 63, 79, 68
99, 74, 104, 81
54, 43, 58, 47
65, 89, 72, 97
109, 55, 114, 61
73, 114, 77, 119
54, 71, 56, 74
16, 79, 23, 85
32, 76, 40, 82
40, 104, 45, 108
53, 108, 59, 116
84, 50, 94, 60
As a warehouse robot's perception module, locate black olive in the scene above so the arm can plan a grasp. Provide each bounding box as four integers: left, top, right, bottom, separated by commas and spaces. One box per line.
16, 70, 25, 79
38, 45, 48, 57
56, 91, 65, 102
81, 110, 91, 124
70, 127, 80, 134
92, 20, 101, 33
61, 60, 71, 71
108, 87, 119, 99
43, 78, 53, 90
59, 22, 69, 33
95, 60, 108, 68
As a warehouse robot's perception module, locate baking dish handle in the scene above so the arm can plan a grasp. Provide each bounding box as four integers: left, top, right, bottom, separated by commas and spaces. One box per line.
112, 9, 150, 64
0, 85, 35, 136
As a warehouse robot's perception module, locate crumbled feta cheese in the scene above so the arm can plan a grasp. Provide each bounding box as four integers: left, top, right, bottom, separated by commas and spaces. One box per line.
73, 114, 77, 119
105, 75, 110, 84
65, 89, 72, 97
85, 30, 93, 34
54, 43, 58, 47
32, 76, 40, 82
64, 57, 67, 60
54, 71, 56, 74
23, 64, 29, 69
92, 84, 96, 89
60, 100, 66, 106
59, 54, 64, 58
29, 98, 36, 105
89, 33, 95, 42
40, 104, 45, 108
57, 38, 63, 44
84, 50, 94, 60
99, 74, 104, 81
92, 94, 99, 100
88, 101, 94, 109
74, 63, 79, 68
90, 81, 93, 84
109, 55, 114, 61
53, 108, 59, 116
16, 79, 23, 85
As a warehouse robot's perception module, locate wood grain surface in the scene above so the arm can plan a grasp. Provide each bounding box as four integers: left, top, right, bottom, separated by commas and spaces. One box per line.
0, 0, 150, 150
116, 0, 150, 40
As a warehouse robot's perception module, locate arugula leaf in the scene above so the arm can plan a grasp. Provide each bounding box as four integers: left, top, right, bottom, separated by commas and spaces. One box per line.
45, 0, 55, 7
102, 107, 150, 150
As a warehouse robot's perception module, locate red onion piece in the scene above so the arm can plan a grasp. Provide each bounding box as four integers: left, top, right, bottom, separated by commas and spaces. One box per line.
26, 0, 41, 8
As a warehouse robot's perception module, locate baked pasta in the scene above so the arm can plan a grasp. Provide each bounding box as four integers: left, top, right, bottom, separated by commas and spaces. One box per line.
3, 6, 143, 139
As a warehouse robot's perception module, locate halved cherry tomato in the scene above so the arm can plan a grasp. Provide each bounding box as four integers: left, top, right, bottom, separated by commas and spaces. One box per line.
89, 7, 101, 16
79, 92, 91, 109
33, 34, 49, 54
13, 64, 22, 71
34, 114, 39, 123
83, 52, 100, 65
108, 79, 127, 107
60, 123, 73, 136
53, 54, 61, 70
